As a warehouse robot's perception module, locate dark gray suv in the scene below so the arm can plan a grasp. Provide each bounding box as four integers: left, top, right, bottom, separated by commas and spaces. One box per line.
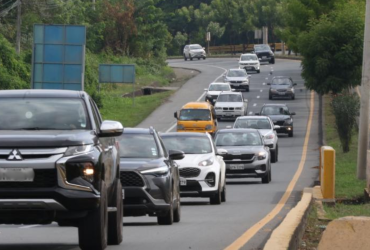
0, 90, 123, 250
268, 76, 297, 100
118, 128, 184, 225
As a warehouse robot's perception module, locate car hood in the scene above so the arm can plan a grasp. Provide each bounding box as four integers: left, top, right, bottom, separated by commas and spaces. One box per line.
119, 158, 165, 171
216, 145, 264, 154
226, 77, 248, 82
270, 85, 291, 90
207, 91, 223, 96
190, 49, 205, 53
267, 115, 291, 121
257, 129, 273, 136
215, 102, 244, 108
0, 130, 97, 147
174, 153, 214, 167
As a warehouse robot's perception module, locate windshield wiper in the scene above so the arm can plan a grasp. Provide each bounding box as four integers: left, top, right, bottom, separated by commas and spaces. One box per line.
20, 127, 55, 130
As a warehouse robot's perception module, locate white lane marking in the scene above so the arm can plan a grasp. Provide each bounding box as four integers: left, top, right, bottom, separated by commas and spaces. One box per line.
260, 89, 263, 92
253, 103, 257, 107
257, 96, 260, 99
20, 225, 40, 229
249, 112, 253, 115
165, 64, 228, 133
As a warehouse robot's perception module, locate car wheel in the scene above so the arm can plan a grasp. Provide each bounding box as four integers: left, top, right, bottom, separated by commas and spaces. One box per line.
157, 198, 174, 225
292, 95, 295, 100
107, 180, 123, 245
221, 184, 226, 202
276, 144, 279, 162
190, 57, 193, 61
78, 181, 108, 250
217, 118, 221, 122
173, 190, 181, 223
288, 131, 294, 137
269, 95, 272, 100
210, 180, 221, 205
246, 87, 250, 92
203, 57, 206, 60
271, 150, 277, 163
198, 57, 200, 60
270, 58, 275, 64
184, 54, 187, 61
262, 169, 271, 184
257, 70, 260, 73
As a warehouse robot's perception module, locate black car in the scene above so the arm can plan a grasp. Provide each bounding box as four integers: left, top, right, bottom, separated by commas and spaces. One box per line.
0, 90, 124, 250
118, 127, 184, 225
256, 104, 296, 137
253, 44, 275, 64
268, 76, 297, 100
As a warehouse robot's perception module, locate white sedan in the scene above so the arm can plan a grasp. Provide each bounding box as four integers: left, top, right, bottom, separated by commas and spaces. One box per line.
160, 132, 226, 205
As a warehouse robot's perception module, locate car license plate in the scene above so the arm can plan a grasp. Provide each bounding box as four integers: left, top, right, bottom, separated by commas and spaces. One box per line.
180, 178, 187, 186
233, 84, 240, 86
278, 92, 286, 95
229, 164, 245, 170
262, 56, 267, 59
0, 168, 34, 182
246, 67, 253, 70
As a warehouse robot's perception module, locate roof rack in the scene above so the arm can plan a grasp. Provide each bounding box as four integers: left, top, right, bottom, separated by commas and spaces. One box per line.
149, 126, 155, 134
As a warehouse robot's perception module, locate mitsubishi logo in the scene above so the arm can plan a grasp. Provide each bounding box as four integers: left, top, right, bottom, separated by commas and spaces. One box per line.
7, 149, 23, 161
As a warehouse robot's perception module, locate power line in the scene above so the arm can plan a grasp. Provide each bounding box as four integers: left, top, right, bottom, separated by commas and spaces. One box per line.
0, 0, 19, 18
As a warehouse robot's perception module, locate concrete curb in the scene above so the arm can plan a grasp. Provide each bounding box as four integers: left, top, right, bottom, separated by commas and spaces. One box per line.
264, 188, 313, 250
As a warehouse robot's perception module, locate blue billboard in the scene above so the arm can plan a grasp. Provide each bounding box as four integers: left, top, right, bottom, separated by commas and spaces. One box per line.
31, 24, 86, 90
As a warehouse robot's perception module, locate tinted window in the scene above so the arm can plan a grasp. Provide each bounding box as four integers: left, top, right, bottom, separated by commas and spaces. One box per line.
209, 84, 230, 91
118, 134, 159, 158
215, 132, 262, 146
261, 106, 290, 115
217, 94, 242, 102
0, 98, 90, 130
254, 45, 271, 51
162, 136, 212, 154
227, 70, 247, 77
234, 119, 271, 129
190, 45, 202, 50
241, 55, 258, 61
179, 109, 211, 121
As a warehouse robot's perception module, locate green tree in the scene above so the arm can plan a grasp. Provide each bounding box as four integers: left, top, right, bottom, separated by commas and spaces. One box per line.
299, 2, 365, 94
207, 22, 225, 45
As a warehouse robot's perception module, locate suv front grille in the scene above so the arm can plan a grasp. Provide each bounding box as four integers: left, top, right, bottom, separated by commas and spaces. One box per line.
230, 81, 242, 83
0, 169, 57, 188
179, 168, 200, 178
223, 107, 235, 111
222, 154, 255, 161
273, 120, 285, 126
120, 171, 145, 187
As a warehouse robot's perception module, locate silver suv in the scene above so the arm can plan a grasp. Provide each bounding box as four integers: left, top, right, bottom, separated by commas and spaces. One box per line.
214, 91, 248, 120
183, 44, 206, 61
233, 116, 279, 163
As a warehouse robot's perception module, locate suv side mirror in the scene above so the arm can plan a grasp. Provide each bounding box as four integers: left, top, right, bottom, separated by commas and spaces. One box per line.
290, 112, 296, 116
231, 89, 236, 92
99, 120, 124, 137
169, 150, 185, 160
217, 148, 228, 155
273, 125, 280, 130
255, 112, 260, 115
174, 112, 178, 119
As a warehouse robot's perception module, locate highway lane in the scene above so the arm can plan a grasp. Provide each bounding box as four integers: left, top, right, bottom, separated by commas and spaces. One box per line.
0, 58, 320, 250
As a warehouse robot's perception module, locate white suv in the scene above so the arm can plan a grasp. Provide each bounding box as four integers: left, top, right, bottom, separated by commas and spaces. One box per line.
233, 116, 279, 163
183, 44, 206, 61
204, 82, 232, 105
214, 91, 248, 120
239, 53, 260, 73
161, 132, 226, 205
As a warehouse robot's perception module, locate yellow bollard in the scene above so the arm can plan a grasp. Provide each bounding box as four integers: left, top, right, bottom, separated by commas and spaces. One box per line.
320, 146, 335, 200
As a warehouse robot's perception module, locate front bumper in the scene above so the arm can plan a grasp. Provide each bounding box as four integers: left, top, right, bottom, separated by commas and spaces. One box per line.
190, 53, 206, 58
275, 125, 293, 134
225, 159, 268, 178
215, 110, 244, 119
270, 91, 294, 98
239, 65, 259, 71
257, 55, 274, 62
229, 83, 249, 91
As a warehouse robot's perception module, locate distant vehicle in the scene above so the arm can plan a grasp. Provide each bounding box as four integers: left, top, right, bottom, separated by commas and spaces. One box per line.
233, 116, 279, 163
239, 53, 261, 73
0, 90, 124, 250
268, 76, 297, 100
161, 132, 226, 205
183, 44, 206, 61
256, 104, 296, 137
118, 127, 184, 225
214, 91, 248, 120
174, 102, 217, 135
204, 82, 233, 105
214, 129, 272, 183
253, 44, 275, 64
223, 69, 250, 92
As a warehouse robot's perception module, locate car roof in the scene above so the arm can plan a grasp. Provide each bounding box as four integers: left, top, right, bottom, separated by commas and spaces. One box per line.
122, 127, 155, 134
160, 132, 209, 138
240, 53, 256, 56
189, 44, 201, 46
0, 89, 85, 98
262, 103, 288, 107
219, 91, 241, 95
209, 82, 229, 85
182, 102, 211, 109
217, 128, 260, 133
228, 68, 245, 71
236, 116, 270, 119
272, 76, 291, 79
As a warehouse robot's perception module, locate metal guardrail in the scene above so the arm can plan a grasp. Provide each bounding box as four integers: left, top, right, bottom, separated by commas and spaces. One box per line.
208, 43, 288, 54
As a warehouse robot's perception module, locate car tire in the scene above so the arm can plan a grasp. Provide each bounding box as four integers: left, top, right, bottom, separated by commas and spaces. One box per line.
270, 58, 275, 64
292, 95, 295, 100
157, 199, 174, 225
246, 87, 250, 92
217, 118, 221, 122
276, 144, 279, 162
184, 54, 187, 61
221, 184, 226, 202
269, 95, 272, 100
210, 180, 222, 205
271, 149, 277, 163
288, 131, 294, 137
190, 57, 193, 61
257, 70, 260, 73
107, 180, 123, 245
198, 57, 200, 60
78, 181, 108, 250
203, 57, 206, 60
262, 169, 271, 184
173, 190, 181, 223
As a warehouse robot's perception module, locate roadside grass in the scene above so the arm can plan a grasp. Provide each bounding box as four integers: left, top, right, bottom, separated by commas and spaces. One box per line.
100, 91, 173, 127
324, 203, 370, 220
324, 95, 365, 199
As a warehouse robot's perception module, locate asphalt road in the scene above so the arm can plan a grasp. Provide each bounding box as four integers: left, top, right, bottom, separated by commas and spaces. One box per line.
0, 58, 320, 250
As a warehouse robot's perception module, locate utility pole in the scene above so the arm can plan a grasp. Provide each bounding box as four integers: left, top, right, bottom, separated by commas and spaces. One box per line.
16, 0, 21, 55
358, 0, 370, 182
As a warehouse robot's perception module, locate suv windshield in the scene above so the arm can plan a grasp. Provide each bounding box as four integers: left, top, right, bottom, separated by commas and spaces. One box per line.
261, 106, 290, 115
119, 134, 159, 158
190, 45, 202, 50
215, 131, 262, 146
209, 84, 230, 91
0, 98, 90, 130
254, 45, 271, 51
272, 78, 292, 85
227, 70, 247, 77
234, 119, 271, 129
217, 94, 242, 102
179, 109, 211, 121
162, 136, 212, 154
241, 55, 257, 61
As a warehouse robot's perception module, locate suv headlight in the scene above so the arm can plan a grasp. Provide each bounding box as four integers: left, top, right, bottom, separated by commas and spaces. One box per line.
64, 145, 93, 157
198, 158, 214, 166
235, 107, 243, 110
264, 134, 274, 140
215, 107, 222, 110
205, 125, 213, 130
285, 118, 293, 125
141, 166, 169, 175
257, 152, 266, 160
